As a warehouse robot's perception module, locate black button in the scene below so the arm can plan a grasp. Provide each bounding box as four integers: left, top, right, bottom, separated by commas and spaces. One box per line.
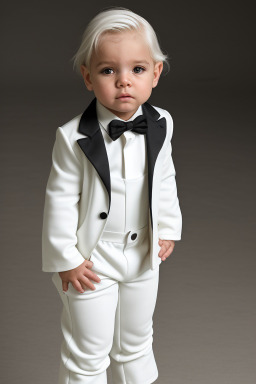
99, 212, 108, 219
131, 233, 137, 240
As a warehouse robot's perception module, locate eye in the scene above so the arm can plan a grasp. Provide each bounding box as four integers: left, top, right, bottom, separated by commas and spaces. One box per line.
133, 66, 145, 74
101, 68, 114, 75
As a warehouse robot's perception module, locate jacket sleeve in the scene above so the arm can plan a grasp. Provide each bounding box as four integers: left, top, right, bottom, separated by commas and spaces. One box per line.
42, 127, 86, 272
157, 113, 182, 241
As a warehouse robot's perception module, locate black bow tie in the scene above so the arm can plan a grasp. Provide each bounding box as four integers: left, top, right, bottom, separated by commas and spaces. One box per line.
108, 115, 147, 141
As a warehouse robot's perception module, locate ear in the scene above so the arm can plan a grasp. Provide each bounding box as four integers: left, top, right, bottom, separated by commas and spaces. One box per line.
152, 61, 163, 88
80, 65, 94, 91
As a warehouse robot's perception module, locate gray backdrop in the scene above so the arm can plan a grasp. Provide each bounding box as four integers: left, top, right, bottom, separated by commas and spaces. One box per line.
1, 0, 255, 383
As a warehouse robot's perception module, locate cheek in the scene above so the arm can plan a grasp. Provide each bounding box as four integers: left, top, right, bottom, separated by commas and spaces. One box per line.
99, 76, 114, 87
93, 79, 113, 96
138, 80, 154, 96
138, 75, 154, 89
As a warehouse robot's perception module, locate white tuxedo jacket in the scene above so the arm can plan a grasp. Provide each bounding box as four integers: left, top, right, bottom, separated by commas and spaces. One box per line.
42, 98, 182, 272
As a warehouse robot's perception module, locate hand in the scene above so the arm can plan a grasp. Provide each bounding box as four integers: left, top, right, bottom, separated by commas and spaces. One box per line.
158, 239, 175, 261
58, 259, 101, 293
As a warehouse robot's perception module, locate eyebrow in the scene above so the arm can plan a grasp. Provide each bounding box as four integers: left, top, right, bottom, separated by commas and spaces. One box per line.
96, 60, 150, 68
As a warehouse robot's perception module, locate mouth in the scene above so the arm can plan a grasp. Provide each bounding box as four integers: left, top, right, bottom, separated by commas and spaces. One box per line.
117, 94, 133, 99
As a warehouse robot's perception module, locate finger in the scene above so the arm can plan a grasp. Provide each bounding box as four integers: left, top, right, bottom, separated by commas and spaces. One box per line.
164, 246, 172, 257
73, 279, 95, 293
80, 275, 96, 291
83, 266, 101, 283
162, 247, 173, 260
84, 259, 94, 269
74, 281, 86, 293
159, 244, 168, 257
62, 281, 69, 292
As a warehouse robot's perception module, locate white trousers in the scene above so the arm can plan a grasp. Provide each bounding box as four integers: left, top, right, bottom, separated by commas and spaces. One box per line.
52, 225, 160, 384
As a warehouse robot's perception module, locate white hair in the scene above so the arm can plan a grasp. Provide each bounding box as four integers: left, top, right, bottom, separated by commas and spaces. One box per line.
72, 7, 169, 74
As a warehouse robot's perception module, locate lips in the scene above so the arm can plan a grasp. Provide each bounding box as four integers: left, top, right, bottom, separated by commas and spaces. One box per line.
117, 94, 133, 99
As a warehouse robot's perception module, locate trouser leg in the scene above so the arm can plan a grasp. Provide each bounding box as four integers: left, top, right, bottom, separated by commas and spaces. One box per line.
51, 225, 160, 384
52, 272, 118, 384
109, 266, 160, 384
57, 359, 107, 384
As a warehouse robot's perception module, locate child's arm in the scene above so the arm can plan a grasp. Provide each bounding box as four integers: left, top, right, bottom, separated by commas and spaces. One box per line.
42, 127, 87, 273
42, 126, 101, 292
157, 113, 182, 259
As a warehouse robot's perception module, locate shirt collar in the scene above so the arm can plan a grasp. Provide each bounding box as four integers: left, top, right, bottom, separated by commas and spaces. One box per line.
96, 99, 143, 137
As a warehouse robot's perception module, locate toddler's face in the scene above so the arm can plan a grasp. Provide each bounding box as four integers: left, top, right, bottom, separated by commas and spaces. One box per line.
81, 30, 163, 120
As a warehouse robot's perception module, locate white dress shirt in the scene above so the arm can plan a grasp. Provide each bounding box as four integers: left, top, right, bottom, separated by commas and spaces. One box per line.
96, 100, 149, 233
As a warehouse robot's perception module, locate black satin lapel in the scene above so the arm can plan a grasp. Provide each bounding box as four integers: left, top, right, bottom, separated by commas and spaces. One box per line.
77, 98, 111, 213
142, 103, 167, 230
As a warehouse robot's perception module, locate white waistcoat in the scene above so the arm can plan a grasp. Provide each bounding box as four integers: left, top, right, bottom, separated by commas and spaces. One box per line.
97, 101, 149, 233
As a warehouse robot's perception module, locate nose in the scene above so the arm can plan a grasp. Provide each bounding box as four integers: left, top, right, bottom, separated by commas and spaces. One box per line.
116, 72, 132, 88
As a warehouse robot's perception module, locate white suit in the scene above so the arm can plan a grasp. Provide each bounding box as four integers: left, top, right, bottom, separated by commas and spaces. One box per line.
42, 98, 182, 273
42, 98, 182, 383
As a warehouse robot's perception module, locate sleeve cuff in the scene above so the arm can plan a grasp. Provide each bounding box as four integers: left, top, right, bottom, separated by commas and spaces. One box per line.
158, 234, 181, 240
